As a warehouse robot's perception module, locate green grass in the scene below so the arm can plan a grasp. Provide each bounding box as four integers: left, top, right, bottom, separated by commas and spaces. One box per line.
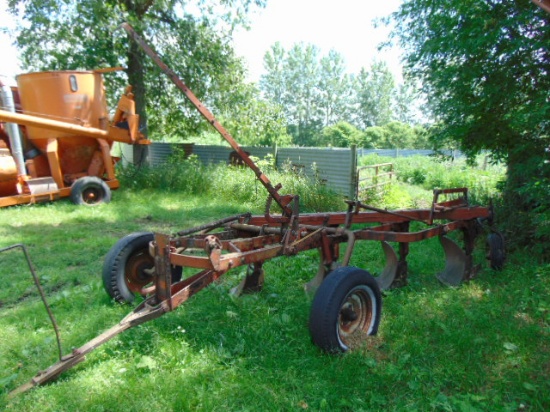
359, 154, 506, 206
0, 166, 548, 411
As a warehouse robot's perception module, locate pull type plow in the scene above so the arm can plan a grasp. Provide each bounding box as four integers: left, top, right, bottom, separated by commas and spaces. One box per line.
6, 25, 505, 396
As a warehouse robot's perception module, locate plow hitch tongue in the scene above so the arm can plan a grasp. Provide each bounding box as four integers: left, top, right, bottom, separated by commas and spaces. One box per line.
2, 24, 504, 396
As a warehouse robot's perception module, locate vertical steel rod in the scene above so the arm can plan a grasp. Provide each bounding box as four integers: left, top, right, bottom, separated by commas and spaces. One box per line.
0, 244, 64, 361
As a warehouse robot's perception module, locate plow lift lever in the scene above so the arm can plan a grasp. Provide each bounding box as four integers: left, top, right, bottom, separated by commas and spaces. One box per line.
119, 23, 294, 218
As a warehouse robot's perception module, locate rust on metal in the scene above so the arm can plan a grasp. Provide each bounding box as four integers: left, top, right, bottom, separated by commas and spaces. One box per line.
6, 23, 504, 396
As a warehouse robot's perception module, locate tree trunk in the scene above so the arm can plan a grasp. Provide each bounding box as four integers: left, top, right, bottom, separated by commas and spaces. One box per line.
500, 141, 549, 255
126, 35, 148, 166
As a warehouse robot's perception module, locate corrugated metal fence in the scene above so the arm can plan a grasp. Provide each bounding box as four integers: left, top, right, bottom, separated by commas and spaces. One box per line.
120, 143, 464, 199
146, 143, 358, 198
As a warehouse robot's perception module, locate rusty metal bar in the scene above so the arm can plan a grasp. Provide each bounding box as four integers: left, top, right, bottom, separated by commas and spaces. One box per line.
177, 213, 251, 236
119, 23, 293, 217
9, 298, 169, 397
0, 244, 64, 362
533, 0, 550, 13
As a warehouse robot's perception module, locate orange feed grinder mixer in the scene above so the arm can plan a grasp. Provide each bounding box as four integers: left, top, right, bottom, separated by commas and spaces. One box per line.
0, 69, 149, 207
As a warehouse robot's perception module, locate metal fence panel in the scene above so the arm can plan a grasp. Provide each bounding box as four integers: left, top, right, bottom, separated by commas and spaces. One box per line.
192, 145, 272, 165
143, 144, 464, 199
357, 148, 464, 158
124, 144, 474, 202
148, 143, 195, 166
145, 144, 356, 198
276, 147, 355, 197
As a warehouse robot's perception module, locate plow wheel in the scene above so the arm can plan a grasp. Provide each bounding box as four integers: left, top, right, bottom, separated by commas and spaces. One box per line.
309, 266, 382, 353
103, 232, 182, 303
487, 232, 505, 270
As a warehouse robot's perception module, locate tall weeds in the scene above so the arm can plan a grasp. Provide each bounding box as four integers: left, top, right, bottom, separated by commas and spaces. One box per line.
117, 150, 344, 213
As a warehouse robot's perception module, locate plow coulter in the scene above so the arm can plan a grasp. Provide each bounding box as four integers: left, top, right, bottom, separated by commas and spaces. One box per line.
3, 24, 505, 396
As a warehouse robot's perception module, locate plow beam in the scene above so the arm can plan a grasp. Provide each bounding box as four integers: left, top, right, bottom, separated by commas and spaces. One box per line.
9, 298, 168, 397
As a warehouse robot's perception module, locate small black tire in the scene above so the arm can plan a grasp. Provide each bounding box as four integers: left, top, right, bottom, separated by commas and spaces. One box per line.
102, 232, 182, 303
487, 232, 505, 270
70, 177, 111, 205
309, 266, 382, 353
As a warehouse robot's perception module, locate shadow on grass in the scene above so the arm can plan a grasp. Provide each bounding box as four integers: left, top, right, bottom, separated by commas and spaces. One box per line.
1, 192, 548, 411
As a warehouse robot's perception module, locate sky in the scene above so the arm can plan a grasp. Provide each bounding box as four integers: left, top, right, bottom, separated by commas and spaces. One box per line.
232, 0, 403, 82
0, 0, 403, 86
0, 0, 20, 86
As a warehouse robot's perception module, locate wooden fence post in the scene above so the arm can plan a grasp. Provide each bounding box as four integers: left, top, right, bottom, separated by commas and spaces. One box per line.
350, 145, 357, 199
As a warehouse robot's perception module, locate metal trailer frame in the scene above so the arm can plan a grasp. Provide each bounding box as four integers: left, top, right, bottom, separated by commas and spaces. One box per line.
5, 23, 504, 396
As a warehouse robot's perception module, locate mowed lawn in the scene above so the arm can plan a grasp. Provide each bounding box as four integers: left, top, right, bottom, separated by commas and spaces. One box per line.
0, 187, 549, 411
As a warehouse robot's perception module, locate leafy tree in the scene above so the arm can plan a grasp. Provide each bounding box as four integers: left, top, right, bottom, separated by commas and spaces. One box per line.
318, 50, 352, 127
383, 121, 416, 149
362, 126, 386, 149
283, 43, 322, 145
260, 42, 286, 106
5, 0, 266, 140
392, 79, 426, 125
361, 121, 426, 149
390, 0, 550, 252
217, 83, 292, 147
354, 61, 395, 128
261, 43, 356, 145
318, 121, 362, 147
411, 125, 430, 149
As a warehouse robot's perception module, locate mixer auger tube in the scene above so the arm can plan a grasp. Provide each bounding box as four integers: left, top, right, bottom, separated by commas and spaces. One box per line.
119, 23, 293, 217
0, 84, 26, 175
0, 110, 138, 144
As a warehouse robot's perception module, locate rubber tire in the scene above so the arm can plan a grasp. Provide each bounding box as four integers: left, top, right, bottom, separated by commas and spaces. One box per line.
487, 233, 505, 270
309, 266, 382, 353
102, 232, 182, 303
70, 176, 111, 205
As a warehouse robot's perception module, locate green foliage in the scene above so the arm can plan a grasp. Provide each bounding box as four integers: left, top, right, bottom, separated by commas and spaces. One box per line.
259, 43, 425, 145
494, 151, 550, 258
389, 0, 550, 249
5, 0, 266, 140
354, 61, 395, 128
359, 122, 430, 149
317, 121, 362, 147
359, 154, 505, 205
362, 126, 387, 149
117, 152, 210, 196
118, 151, 343, 213
215, 84, 292, 147
390, 0, 550, 156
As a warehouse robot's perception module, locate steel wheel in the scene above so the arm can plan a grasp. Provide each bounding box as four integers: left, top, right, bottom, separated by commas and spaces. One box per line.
309, 266, 382, 353
337, 284, 377, 347
124, 245, 155, 295
103, 232, 182, 303
487, 232, 505, 270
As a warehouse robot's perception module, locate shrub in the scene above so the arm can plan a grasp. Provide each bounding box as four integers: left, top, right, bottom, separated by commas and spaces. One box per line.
117, 152, 344, 214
